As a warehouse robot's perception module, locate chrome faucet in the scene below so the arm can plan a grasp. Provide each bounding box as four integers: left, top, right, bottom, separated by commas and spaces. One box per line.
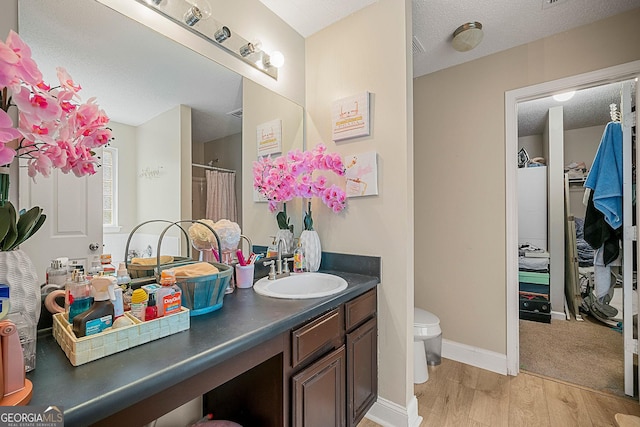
262, 237, 291, 280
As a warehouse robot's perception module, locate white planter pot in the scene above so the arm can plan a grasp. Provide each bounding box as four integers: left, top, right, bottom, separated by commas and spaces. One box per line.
0, 249, 40, 371
299, 230, 321, 272
0, 249, 41, 324
275, 229, 294, 254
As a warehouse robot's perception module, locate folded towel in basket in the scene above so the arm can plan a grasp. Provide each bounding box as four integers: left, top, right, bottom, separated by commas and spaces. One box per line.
130, 255, 174, 266
173, 262, 220, 278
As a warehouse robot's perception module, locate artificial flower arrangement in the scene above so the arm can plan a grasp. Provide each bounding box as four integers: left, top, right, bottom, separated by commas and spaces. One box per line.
253, 143, 347, 231
0, 30, 112, 249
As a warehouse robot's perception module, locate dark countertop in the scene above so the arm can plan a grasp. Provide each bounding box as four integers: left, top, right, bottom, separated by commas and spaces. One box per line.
27, 269, 379, 426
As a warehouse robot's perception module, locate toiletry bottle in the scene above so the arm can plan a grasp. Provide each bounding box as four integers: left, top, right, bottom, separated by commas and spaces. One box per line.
293, 241, 306, 273
46, 259, 68, 287
0, 284, 10, 320
116, 263, 132, 289
266, 236, 278, 258
88, 255, 102, 278
145, 292, 158, 321
66, 270, 92, 323
100, 253, 116, 276
130, 289, 148, 321
72, 276, 116, 338
113, 286, 124, 319
156, 269, 182, 317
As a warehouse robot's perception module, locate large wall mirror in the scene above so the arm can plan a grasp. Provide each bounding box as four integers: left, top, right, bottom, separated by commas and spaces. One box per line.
17, 0, 303, 280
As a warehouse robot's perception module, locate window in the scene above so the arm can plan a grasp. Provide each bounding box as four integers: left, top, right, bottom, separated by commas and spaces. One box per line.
102, 147, 119, 232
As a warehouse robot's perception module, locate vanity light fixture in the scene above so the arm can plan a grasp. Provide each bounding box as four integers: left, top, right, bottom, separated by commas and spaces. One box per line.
239, 40, 261, 57
451, 22, 483, 52
183, 0, 212, 26
552, 90, 576, 102
145, 0, 163, 5
214, 26, 231, 43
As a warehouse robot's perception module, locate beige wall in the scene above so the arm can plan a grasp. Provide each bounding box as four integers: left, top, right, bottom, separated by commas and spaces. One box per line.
414, 9, 640, 354
306, 0, 414, 409
108, 122, 137, 234
242, 78, 305, 246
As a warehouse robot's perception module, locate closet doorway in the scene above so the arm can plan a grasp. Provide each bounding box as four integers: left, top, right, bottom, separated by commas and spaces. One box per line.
505, 61, 640, 399
516, 80, 636, 397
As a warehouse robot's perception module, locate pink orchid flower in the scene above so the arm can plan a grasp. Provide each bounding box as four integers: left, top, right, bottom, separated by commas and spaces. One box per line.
13, 87, 61, 122
5, 30, 42, 86
27, 151, 53, 179
0, 142, 16, 166
56, 67, 82, 94
0, 108, 21, 144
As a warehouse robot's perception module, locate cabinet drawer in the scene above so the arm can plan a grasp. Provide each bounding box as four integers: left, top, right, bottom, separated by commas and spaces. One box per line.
292, 308, 343, 368
345, 289, 376, 332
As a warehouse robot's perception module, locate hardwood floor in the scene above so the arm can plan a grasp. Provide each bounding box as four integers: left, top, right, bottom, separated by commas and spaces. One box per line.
358, 358, 640, 427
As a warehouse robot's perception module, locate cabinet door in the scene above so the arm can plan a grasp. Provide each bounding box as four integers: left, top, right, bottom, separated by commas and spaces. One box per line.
292, 346, 346, 427
347, 317, 377, 427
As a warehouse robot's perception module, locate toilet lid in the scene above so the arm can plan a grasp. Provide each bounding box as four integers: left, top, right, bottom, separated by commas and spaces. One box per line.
414, 307, 440, 327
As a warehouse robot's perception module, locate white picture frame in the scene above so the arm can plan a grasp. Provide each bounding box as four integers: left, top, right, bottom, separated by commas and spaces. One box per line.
257, 119, 282, 156
331, 92, 370, 141
344, 151, 378, 197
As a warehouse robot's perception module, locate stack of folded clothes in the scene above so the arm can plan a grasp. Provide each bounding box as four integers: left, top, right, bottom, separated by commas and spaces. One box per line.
518, 244, 551, 323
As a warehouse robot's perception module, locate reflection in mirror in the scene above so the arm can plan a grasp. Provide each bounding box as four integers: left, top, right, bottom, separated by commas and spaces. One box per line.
17, 0, 303, 281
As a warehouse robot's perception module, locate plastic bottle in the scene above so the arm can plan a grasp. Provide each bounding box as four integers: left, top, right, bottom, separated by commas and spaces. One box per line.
113, 286, 124, 319
88, 255, 102, 278
293, 241, 306, 273
156, 269, 182, 317
130, 289, 148, 321
72, 276, 116, 338
100, 253, 116, 276
66, 270, 92, 323
145, 292, 158, 321
116, 263, 131, 288
46, 259, 68, 287
266, 236, 278, 258
0, 284, 10, 321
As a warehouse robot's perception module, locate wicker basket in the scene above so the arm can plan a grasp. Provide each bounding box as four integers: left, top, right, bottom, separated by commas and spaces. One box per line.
176, 262, 233, 316
124, 220, 196, 279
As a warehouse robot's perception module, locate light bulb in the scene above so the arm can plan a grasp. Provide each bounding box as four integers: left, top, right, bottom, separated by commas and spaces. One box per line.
184, 0, 212, 26
145, 0, 163, 5
269, 51, 284, 68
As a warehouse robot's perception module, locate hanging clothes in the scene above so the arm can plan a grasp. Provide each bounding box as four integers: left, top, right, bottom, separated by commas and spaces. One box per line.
584, 121, 623, 229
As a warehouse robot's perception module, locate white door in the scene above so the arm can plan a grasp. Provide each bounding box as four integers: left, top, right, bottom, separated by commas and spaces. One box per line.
622, 79, 639, 398
17, 157, 103, 284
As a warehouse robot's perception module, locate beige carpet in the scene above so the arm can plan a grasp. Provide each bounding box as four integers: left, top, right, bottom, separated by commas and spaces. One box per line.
519, 315, 631, 397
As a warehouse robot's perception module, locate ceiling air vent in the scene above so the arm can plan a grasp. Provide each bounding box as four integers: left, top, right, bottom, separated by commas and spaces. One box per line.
412, 35, 426, 56
227, 108, 243, 119
542, 0, 569, 9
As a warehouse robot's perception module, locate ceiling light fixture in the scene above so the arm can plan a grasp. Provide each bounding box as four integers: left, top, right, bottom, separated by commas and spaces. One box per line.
552, 91, 576, 102
183, 0, 212, 26
451, 22, 483, 52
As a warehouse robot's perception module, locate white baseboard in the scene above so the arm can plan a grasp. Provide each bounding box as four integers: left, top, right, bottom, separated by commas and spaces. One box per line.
551, 310, 566, 320
364, 395, 423, 427
442, 338, 508, 375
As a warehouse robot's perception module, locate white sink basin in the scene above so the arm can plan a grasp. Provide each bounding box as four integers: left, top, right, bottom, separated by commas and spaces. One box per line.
253, 272, 348, 299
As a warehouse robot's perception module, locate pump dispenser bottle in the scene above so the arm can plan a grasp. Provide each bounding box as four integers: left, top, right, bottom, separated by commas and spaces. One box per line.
72, 276, 116, 338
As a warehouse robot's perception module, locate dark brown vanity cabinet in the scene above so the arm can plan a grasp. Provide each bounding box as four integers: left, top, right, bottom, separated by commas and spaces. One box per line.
291, 289, 377, 427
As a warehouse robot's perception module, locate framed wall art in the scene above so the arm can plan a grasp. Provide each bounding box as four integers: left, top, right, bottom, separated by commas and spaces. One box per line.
331, 92, 370, 141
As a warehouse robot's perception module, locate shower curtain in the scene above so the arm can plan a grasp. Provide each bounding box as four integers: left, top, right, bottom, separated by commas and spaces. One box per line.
202, 169, 237, 262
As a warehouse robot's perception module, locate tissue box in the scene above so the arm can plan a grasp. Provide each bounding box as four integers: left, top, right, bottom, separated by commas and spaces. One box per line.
52, 308, 190, 366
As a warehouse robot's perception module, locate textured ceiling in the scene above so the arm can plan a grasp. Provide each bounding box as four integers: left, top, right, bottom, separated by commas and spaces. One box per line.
19, 0, 243, 144
518, 81, 637, 137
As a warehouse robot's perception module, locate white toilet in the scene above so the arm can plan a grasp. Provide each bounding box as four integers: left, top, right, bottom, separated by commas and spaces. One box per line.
414, 307, 442, 384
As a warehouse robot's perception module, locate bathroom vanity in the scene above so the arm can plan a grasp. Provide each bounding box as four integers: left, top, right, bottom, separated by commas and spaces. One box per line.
27, 256, 379, 427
